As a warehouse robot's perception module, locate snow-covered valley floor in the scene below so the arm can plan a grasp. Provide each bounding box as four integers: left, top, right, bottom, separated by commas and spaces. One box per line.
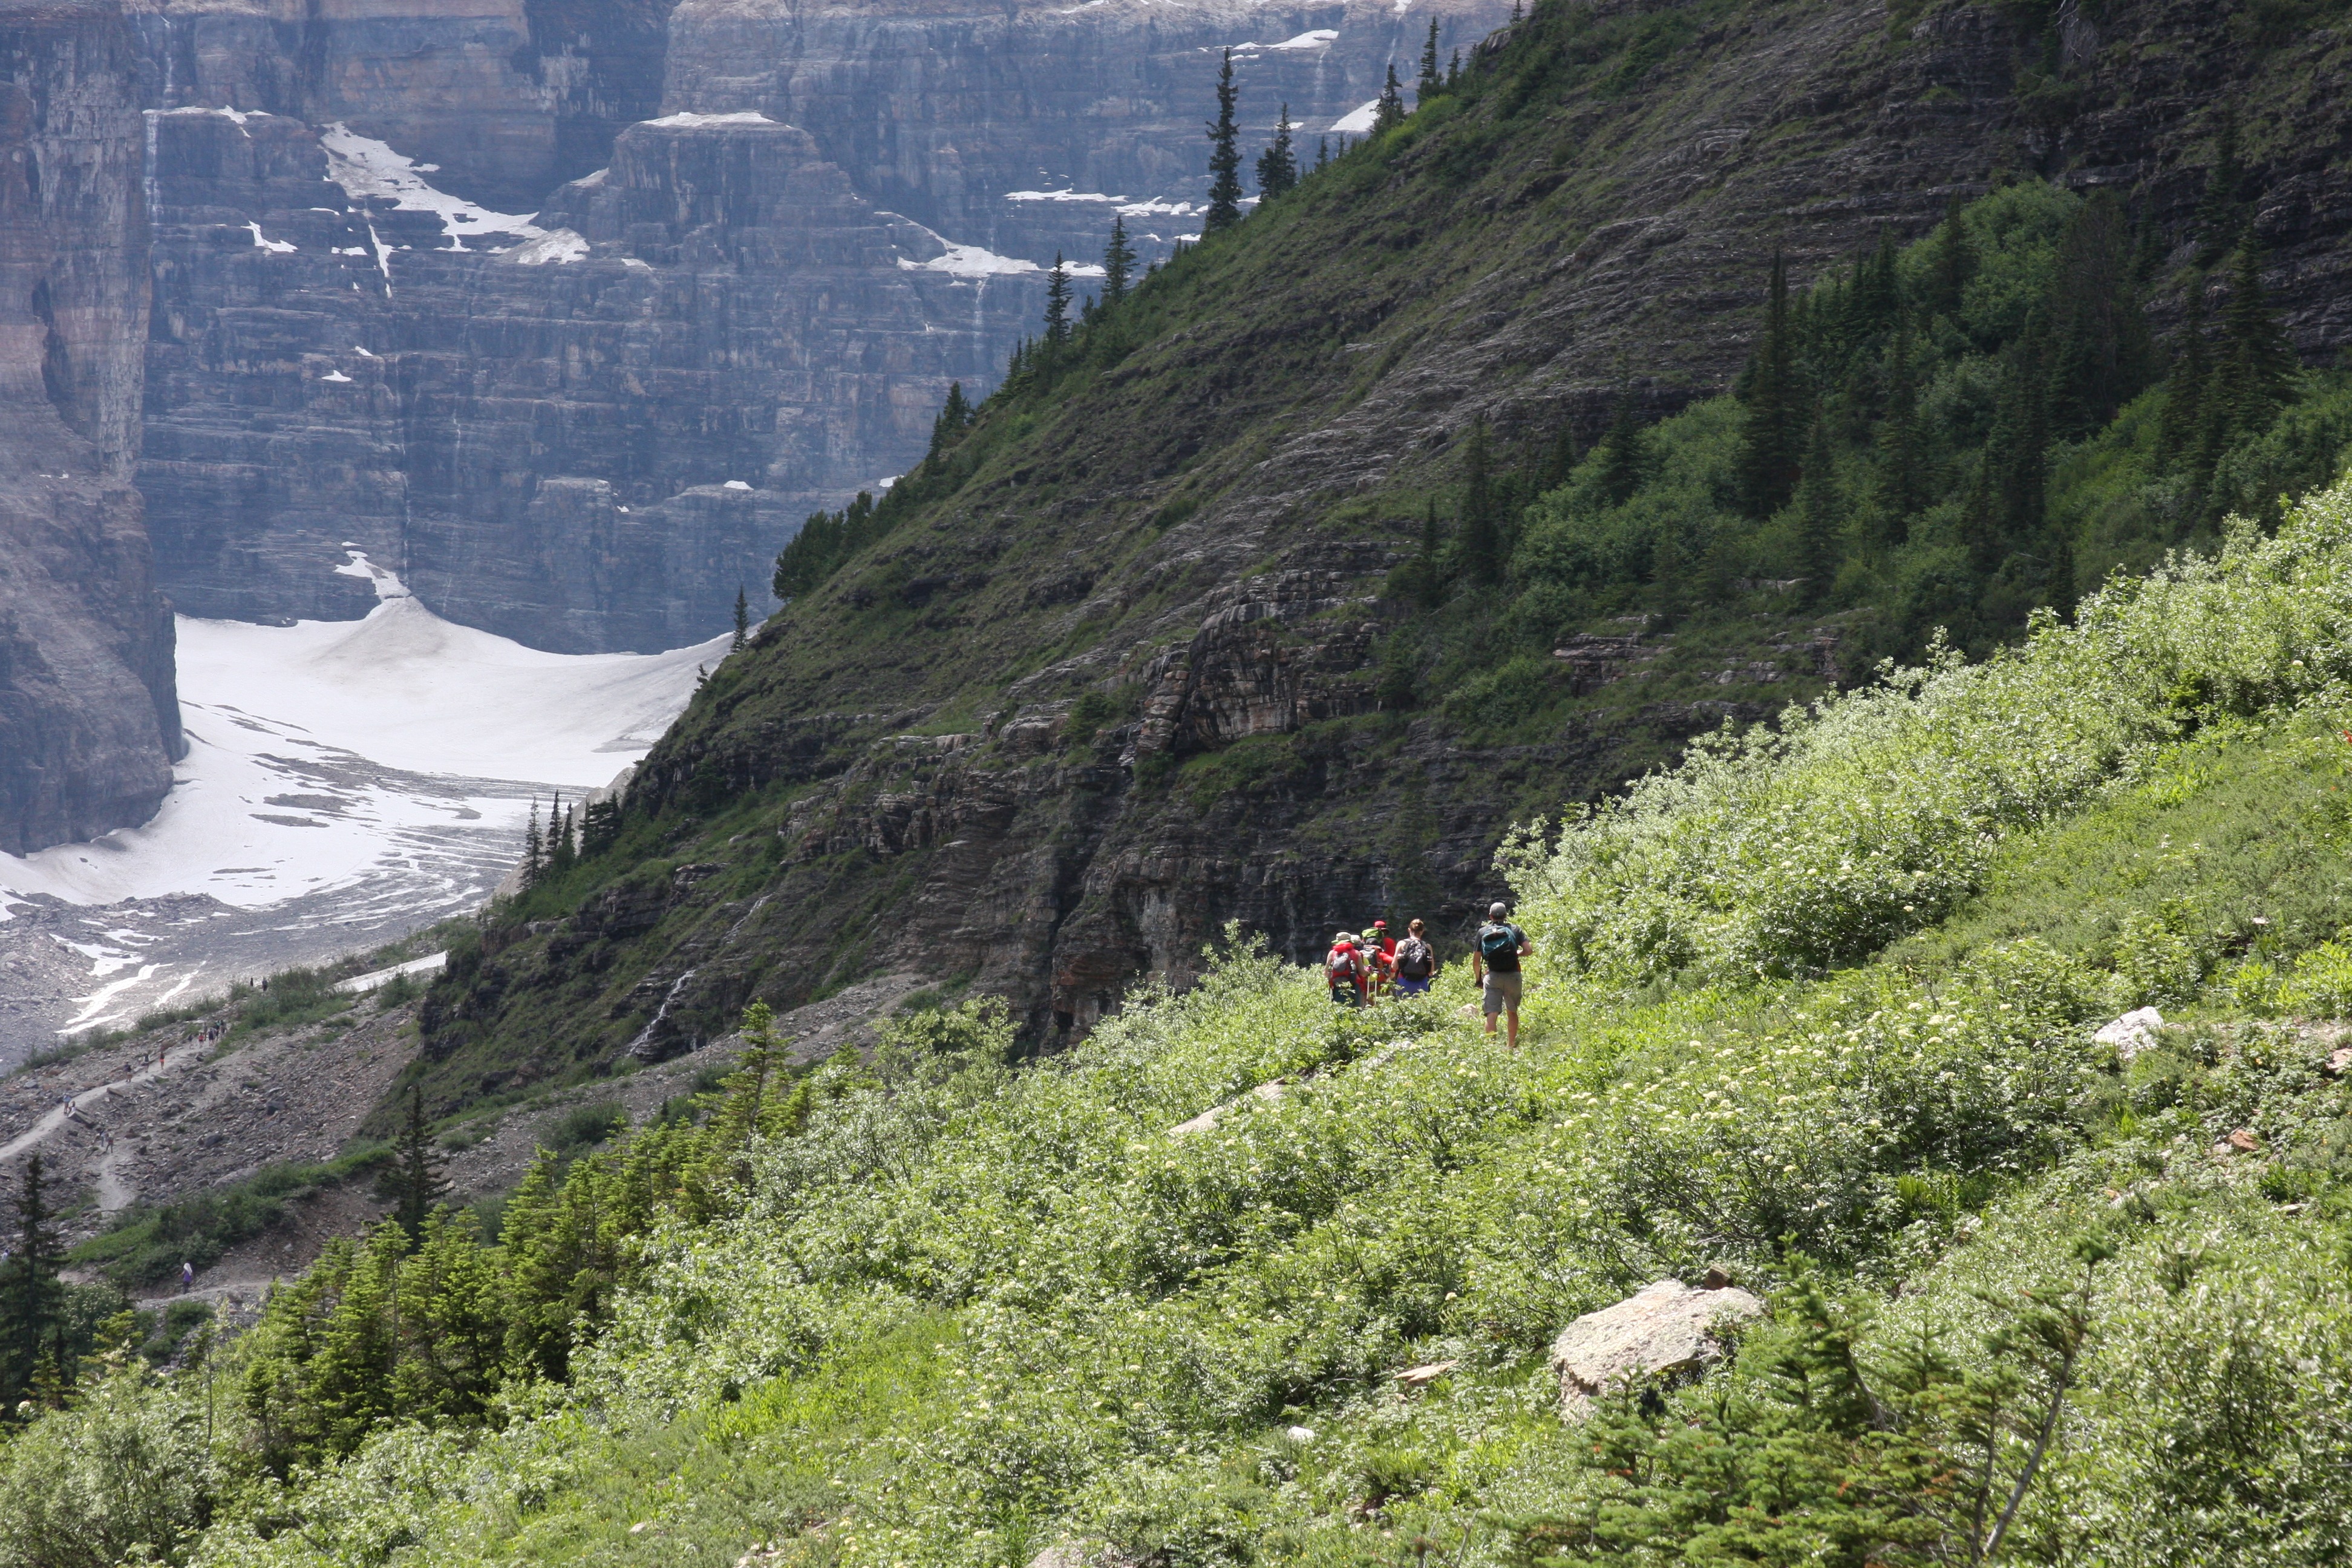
0, 568, 724, 1064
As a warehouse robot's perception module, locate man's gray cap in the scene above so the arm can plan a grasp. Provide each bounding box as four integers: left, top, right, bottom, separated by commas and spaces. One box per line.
1489, 901, 1508, 920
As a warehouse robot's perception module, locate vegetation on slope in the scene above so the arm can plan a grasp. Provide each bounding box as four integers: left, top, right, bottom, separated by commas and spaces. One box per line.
10, 460, 2352, 1564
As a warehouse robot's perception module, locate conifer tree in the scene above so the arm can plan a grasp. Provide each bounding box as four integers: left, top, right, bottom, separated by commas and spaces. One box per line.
391, 1085, 451, 1244
2157, 283, 2209, 474
580, 795, 621, 857
1414, 501, 1448, 610
522, 798, 543, 889
1792, 413, 1843, 602
1447, 48, 1462, 90
1315, 136, 1330, 174
1878, 315, 1927, 536
1539, 418, 1579, 492
389, 1209, 505, 1425
730, 586, 749, 652
1458, 416, 1504, 585
1205, 51, 1244, 233
2043, 193, 2155, 439
927, 381, 973, 459
1925, 199, 1978, 323
1976, 326, 2051, 568
2194, 103, 2244, 263
1738, 253, 1805, 517
1100, 218, 1135, 307
1595, 385, 1650, 506
1417, 18, 1443, 105
1256, 106, 1298, 199
547, 795, 576, 877
1044, 253, 1074, 353
2212, 241, 2296, 438
1, 1153, 61, 1407
1373, 62, 1407, 134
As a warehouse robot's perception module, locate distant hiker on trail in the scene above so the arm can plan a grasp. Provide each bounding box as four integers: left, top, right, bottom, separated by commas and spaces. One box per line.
1471, 901, 1533, 1050
1365, 920, 1397, 1001
181, 1260, 194, 1290
1392, 919, 1438, 996
1325, 931, 1367, 1007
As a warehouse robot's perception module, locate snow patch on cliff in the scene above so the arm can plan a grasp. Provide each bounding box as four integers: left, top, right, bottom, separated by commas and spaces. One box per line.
644, 111, 779, 129
901, 243, 1043, 277
505, 229, 592, 266
319, 124, 543, 246
1329, 99, 1382, 134
1220, 28, 1339, 53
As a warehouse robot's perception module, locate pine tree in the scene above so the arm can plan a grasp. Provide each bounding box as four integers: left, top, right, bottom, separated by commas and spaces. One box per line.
2042, 523, 2079, 620
1100, 217, 1135, 307
1595, 385, 1650, 506
391, 1086, 451, 1244
1738, 253, 1806, 517
389, 1209, 505, 1426
2194, 103, 2244, 263
1926, 198, 1978, 323
2043, 193, 2155, 439
1539, 417, 1579, 492
547, 795, 575, 877
1205, 50, 1244, 233
1447, 48, 1462, 90
1255, 105, 1298, 200
1373, 62, 1407, 134
1849, 227, 1901, 342
1414, 500, 1448, 610
580, 795, 621, 857
1, 1153, 62, 1406
522, 798, 543, 889
1044, 253, 1074, 352
927, 381, 973, 459
730, 586, 749, 652
1417, 18, 1443, 105
2157, 283, 2209, 474
1792, 413, 1843, 602
1314, 136, 1330, 174
1976, 325, 2051, 569
2211, 241, 2296, 439
1458, 416, 1504, 585
1878, 315, 1927, 537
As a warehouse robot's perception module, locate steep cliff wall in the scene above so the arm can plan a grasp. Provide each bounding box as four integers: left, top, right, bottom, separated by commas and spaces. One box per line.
408, 0, 2352, 1099
0, 0, 181, 857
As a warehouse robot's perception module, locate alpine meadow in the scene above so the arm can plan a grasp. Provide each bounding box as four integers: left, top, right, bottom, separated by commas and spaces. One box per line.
8, 0, 2352, 1565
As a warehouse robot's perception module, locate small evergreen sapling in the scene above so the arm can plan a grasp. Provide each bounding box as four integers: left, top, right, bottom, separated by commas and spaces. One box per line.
1205, 50, 1244, 232
390, 1086, 451, 1244
1100, 217, 1134, 307
1044, 253, 1073, 351
731, 585, 749, 652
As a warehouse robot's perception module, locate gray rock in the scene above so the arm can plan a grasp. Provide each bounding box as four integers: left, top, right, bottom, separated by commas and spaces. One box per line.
1549, 1278, 1766, 1421
2093, 1007, 2164, 1062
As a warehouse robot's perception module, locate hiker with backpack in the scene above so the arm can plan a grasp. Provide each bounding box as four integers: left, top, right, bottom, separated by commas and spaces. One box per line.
1471, 902, 1534, 1050
1325, 930, 1368, 1007
1391, 919, 1439, 996
1365, 920, 1397, 1002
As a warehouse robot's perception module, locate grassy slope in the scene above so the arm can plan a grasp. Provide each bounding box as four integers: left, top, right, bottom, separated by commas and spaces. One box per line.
127, 483, 2352, 1567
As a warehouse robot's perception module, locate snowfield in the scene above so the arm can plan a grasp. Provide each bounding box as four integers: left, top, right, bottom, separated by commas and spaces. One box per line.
0, 565, 725, 1053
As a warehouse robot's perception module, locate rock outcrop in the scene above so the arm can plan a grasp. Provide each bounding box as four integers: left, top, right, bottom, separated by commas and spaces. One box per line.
0, 0, 182, 856
1549, 1278, 1766, 1420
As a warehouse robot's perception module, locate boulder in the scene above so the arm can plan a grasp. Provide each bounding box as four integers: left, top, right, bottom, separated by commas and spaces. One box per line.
2093, 1007, 2164, 1062
1165, 1080, 1290, 1140
1549, 1278, 1765, 1420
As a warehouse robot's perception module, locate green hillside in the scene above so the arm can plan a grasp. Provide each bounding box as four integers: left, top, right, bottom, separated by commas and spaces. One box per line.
399, 0, 2352, 1116
12, 445, 2352, 1568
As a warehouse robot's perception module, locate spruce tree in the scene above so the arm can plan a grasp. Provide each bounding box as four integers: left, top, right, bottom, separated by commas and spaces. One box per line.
1926, 199, 1978, 324
1314, 136, 1330, 174
2043, 193, 2155, 439
1417, 18, 1443, 105
1204, 51, 1244, 233
390, 1086, 451, 1244
730, 586, 749, 652
1595, 385, 1650, 506
547, 795, 576, 877
2212, 241, 2296, 438
1044, 253, 1074, 353
1100, 218, 1135, 307
1256, 105, 1298, 200
522, 798, 543, 889
1976, 326, 2051, 569
580, 795, 621, 857
1539, 418, 1579, 492
1, 1154, 62, 1407
2157, 283, 2209, 474
1414, 500, 1448, 610
1447, 48, 1462, 90
1737, 253, 1805, 517
2194, 103, 2244, 264
1373, 63, 1407, 134
1792, 413, 1843, 603
1878, 315, 1927, 537
927, 381, 973, 459
1458, 416, 1504, 585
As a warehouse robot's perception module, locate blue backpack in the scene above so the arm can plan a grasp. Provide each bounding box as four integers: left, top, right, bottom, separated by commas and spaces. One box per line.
1478, 923, 1521, 964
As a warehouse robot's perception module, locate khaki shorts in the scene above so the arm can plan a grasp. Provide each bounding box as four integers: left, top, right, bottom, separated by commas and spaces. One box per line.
1481, 970, 1523, 1015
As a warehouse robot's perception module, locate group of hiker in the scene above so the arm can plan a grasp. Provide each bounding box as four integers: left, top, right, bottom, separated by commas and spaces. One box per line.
1325, 902, 1533, 1049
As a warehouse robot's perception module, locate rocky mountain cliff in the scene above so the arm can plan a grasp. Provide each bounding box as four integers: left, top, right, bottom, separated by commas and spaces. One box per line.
126, 0, 1516, 650
0, 0, 182, 857
407, 0, 2352, 1105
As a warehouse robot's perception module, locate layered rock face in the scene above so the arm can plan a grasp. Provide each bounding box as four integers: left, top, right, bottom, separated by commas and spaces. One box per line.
125, 0, 1519, 652
667, 0, 1520, 253
141, 108, 1031, 649
0, 0, 182, 856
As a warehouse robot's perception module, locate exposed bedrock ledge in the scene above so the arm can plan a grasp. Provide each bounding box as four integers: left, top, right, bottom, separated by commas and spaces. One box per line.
0, 0, 181, 855
140, 108, 1038, 652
